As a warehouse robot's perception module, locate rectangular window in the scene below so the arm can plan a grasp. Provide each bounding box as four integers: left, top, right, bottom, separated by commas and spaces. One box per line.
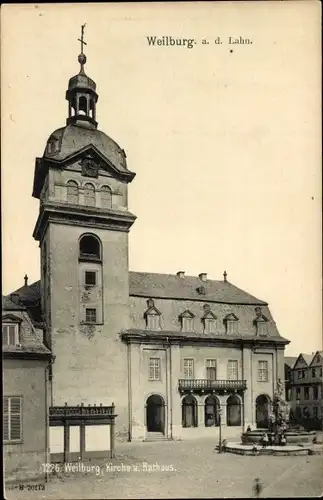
85, 271, 97, 286
297, 371, 302, 379
183, 359, 194, 379
313, 386, 318, 400
304, 386, 309, 400
258, 360, 268, 382
85, 308, 97, 323
2, 324, 19, 346
204, 319, 216, 334
147, 315, 160, 330
296, 387, 301, 397
320, 368, 323, 378
149, 358, 161, 380
227, 360, 238, 380
226, 320, 238, 335
3, 396, 22, 442
182, 317, 194, 332
313, 407, 318, 418
312, 368, 316, 378
257, 322, 268, 336
206, 359, 217, 380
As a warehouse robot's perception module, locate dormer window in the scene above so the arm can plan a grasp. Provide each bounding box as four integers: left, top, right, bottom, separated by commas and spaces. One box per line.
144, 298, 161, 330
254, 308, 269, 336
179, 310, 195, 332
202, 304, 217, 333
224, 313, 239, 335
2, 320, 20, 347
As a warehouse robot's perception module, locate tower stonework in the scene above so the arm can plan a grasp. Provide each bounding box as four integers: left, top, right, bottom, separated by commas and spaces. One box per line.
32, 42, 136, 437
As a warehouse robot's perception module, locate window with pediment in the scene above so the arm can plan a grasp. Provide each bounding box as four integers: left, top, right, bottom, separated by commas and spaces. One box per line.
179, 310, 195, 332
254, 307, 269, 336
144, 298, 161, 330
202, 304, 217, 333
224, 313, 239, 334
2, 315, 21, 347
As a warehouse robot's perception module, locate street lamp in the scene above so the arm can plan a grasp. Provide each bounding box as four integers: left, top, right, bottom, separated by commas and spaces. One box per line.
218, 406, 223, 453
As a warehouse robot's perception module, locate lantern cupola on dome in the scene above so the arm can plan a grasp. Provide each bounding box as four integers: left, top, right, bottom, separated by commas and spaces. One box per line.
65, 24, 98, 128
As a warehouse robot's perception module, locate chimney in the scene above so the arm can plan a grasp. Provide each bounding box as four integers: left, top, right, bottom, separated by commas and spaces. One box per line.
24, 274, 28, 286
176, 271, 185, 278
199, 273, 207, 282
10, 293, 20, 305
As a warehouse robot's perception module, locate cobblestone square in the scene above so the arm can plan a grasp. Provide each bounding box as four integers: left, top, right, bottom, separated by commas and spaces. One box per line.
6, 438, 323, 499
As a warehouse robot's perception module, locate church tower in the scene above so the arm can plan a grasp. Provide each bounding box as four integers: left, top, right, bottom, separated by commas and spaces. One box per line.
32, 27, 136, 435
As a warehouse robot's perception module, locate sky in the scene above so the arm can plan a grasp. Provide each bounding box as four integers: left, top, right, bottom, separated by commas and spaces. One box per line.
1, 2, 322, 356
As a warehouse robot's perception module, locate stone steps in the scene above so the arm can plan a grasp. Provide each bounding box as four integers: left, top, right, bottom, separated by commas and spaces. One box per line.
144, 432, 169, 442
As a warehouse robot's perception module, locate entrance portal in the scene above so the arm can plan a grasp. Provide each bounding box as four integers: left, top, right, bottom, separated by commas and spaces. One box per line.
146, 395, 165, 433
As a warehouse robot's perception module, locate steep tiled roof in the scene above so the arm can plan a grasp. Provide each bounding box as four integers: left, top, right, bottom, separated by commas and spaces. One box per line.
11, 281, 41, 304
294, 353, 314, 367
129, 272, 267, 305
10, 273, 267, 306
284, 356, 297, 369
2, 295, 25, 311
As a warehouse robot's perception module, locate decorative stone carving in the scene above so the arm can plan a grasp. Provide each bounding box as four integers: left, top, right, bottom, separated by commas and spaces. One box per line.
80, 154, 100, 178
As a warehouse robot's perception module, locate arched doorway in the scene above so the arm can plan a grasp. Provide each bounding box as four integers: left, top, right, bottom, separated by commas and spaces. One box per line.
146, 395, 165, 433
255, 394, 271, 428
182, 395, 198, 428
227, 395, 241, 426
204, 395, 220, 427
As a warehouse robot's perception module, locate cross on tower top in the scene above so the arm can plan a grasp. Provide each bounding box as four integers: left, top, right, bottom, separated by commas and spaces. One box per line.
78, 24, 87, 54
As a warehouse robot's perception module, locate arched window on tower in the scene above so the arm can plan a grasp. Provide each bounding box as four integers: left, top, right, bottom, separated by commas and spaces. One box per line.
84, 183, 95, 207
101, 185, 112, 209
78, 95, 88, 116
79, 234, 101, 261
67, 180, 79, 204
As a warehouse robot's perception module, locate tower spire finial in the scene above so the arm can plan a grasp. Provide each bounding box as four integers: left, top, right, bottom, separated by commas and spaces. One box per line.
77, 24, 87, 74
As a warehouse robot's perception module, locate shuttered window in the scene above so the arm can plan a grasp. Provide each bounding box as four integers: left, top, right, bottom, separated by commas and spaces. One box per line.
2, 324, 19, 346
3, 396, 22, 442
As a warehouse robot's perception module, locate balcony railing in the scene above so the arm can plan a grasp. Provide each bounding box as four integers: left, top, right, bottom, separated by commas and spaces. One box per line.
49, 402, 115, 419
178, 379, 247, 392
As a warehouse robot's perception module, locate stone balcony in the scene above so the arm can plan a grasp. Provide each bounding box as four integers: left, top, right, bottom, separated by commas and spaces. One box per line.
178, 379, 247, 394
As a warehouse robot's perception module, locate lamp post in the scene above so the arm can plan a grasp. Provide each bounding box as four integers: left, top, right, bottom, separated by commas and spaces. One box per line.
218, 406, 223, 453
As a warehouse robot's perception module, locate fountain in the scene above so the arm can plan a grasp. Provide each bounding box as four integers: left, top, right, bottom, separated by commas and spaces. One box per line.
241, 379, 316, 447
219, 380, 317, 456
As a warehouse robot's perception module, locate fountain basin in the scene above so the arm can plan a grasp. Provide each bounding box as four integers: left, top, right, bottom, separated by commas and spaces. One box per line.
241, 429, 316, 446
218, 442, 314, 456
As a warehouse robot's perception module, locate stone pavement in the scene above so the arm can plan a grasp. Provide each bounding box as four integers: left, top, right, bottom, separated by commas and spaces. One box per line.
6, 438, 323, 499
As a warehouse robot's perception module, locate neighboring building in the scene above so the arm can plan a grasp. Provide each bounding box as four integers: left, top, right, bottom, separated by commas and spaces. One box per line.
284, 356, 297, 401
288, 352, 323, 429
6, 38, 290, 443
2, 295, 52, 483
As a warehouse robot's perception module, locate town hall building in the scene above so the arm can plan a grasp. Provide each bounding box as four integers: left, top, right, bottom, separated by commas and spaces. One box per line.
6, 33, 290, 446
